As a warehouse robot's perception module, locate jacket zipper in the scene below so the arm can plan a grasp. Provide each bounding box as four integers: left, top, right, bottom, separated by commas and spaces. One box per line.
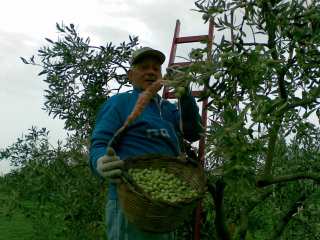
154, 96, 163, 119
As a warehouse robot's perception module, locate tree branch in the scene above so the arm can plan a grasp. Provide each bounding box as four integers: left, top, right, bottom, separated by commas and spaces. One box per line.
207, 179, 231, 240
238, 208, 248, 240
263, 118, 282, 176
257, 172, 320, 187
242, 42, 268, 47
287, 86, 320, 109
261, 1, 291, 176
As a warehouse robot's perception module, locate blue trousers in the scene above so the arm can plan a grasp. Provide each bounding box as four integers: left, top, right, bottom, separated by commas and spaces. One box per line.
106, 199, 176, 240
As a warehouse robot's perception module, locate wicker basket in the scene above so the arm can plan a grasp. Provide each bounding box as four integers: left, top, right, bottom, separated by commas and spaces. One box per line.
116, 154, 206, 233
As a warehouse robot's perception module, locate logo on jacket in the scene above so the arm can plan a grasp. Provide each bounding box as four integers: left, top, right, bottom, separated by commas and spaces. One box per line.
146, 128, 170, 139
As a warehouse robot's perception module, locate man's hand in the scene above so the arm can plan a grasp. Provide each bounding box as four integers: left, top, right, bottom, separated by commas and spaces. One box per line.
96, 148, 124, 183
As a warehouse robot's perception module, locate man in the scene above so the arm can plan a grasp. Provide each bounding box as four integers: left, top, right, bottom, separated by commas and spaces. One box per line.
89, 47, 203, 239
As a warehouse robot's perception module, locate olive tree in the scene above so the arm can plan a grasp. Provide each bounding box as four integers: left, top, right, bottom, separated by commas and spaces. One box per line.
171, 0, 320, 239
21, 23, 138, 140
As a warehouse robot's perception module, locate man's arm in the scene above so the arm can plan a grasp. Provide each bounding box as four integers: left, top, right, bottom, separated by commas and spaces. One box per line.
89, 99, 123, 176
179, 88, 204, 142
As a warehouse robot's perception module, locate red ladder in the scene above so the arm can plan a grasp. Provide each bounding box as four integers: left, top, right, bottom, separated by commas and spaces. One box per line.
162, 19, 214, 240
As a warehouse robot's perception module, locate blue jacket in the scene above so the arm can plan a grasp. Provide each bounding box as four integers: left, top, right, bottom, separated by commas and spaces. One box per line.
89, 87, 203, 199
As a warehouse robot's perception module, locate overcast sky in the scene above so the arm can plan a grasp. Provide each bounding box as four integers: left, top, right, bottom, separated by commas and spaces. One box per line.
0, 0, 210, 174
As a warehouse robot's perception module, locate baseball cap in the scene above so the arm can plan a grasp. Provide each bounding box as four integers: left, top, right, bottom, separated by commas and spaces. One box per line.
131, 47, 166, 65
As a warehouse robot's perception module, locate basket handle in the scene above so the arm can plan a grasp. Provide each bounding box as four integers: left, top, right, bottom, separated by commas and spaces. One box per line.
121, 170, 135, 186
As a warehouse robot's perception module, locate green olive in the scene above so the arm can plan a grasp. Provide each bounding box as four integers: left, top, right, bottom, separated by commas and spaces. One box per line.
128, 167, 199, 203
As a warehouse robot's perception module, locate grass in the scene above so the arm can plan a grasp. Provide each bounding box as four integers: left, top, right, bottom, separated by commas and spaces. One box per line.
0, 188, 34, 240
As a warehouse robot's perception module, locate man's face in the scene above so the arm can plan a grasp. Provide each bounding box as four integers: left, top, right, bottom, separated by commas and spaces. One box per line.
128, 56, 162, 90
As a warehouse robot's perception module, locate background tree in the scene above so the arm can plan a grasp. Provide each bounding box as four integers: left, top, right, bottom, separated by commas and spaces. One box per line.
21, 23, 138, 140
0, 127, 107, 239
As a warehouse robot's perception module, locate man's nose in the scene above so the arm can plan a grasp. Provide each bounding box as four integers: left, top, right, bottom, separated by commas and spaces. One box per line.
146, 73, 157, 81
145, 69, 158, 77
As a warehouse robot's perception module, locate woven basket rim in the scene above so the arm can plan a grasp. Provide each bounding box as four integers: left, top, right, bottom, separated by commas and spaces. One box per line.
123, 154, 203, 168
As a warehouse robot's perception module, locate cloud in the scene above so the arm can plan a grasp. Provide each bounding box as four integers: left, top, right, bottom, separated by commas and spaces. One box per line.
0, 29, 67, 153
74, 0, 210, 64
85, 24, 136, 46
0, 31, 42, 94
0, 160, 14, 176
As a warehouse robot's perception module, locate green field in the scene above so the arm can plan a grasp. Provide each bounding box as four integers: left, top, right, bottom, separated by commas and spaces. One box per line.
0, 189, 34, 240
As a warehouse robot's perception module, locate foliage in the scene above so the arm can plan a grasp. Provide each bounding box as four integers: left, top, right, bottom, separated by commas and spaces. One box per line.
21, 23, 139, 139
0, 127, 107, 239
0, 190, 34, 240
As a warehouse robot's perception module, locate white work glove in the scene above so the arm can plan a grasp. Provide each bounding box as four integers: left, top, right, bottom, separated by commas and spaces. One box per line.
96, 147, 124, 183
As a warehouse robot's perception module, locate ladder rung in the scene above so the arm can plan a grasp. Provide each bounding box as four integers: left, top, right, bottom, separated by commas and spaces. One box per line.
169, 61, 192, 67
170, 60, 207, 68
164, 90, 203, 99
175, 35, 208, 44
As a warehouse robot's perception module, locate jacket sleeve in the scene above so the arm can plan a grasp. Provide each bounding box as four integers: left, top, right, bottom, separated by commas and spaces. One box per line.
178, 89, 204, 142
89, 99, 123, 176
